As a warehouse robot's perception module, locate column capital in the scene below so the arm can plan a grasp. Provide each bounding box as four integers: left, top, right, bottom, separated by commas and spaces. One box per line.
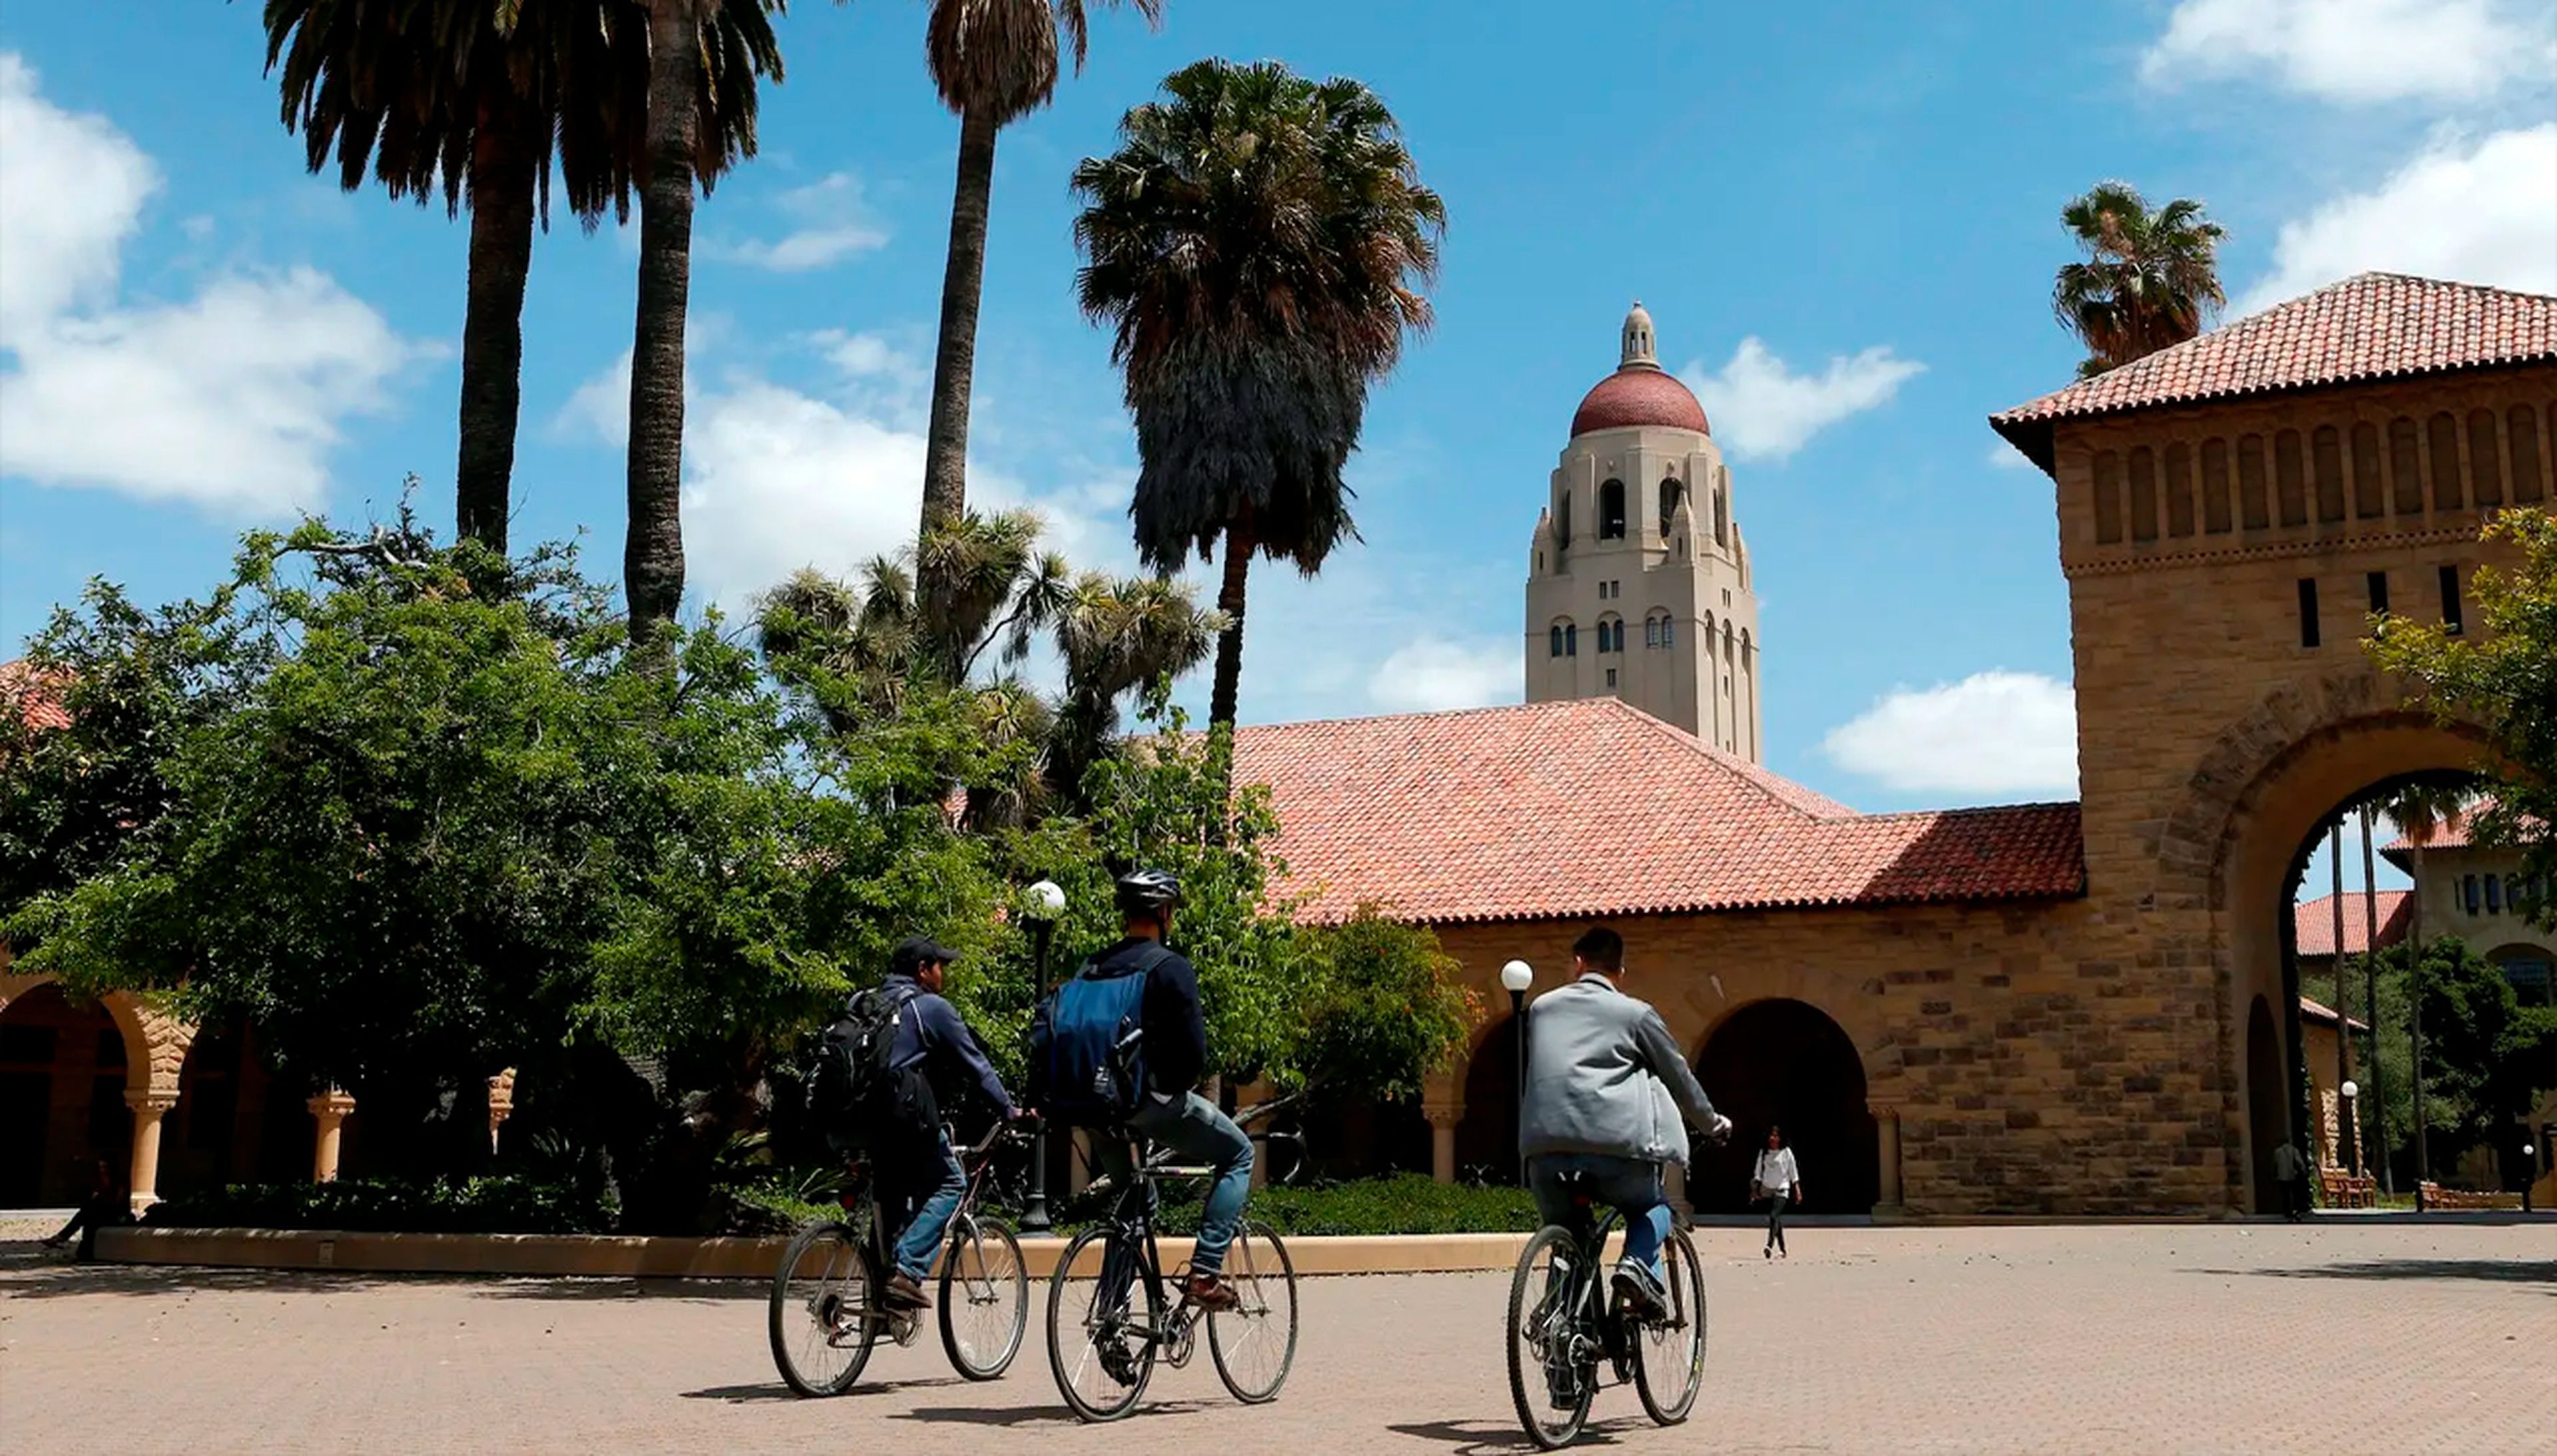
1422, 1102, 1464, 1130
307, 1091, 358, 1119
125, 1087, 179, 1113
1867, 1101, 1902, 1122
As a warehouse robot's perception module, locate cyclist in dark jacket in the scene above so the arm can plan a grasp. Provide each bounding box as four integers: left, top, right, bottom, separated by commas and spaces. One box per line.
878, 935, 1020, 1312
1081, 869, 1253, 1312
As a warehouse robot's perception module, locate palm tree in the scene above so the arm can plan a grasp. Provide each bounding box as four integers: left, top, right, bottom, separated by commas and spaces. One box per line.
2053, 181, 2226, 379
2383, 780, 2470, 1198
1071, 59, 1444, 728
913, 0, 1163, 553
624, 0, 785, 648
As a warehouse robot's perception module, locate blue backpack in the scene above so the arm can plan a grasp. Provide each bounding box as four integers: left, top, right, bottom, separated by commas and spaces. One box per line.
1029, 944, 1171, 1128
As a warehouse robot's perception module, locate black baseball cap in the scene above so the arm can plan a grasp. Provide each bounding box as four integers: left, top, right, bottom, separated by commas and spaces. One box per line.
890, 935, 960, 977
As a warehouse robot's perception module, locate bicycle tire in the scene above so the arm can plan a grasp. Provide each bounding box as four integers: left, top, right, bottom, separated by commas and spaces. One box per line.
1207, 1219, 1298, 1403
1045, 1225, 1160, 1422
1632, 1225, 1706, 1425
1506, 1224, 1595, 1449
938, 1214, 1029, 1381
768, 1220, 879, 1397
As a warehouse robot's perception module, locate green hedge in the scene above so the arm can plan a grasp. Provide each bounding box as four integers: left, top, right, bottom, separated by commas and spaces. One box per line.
143, 1176, 616, 1236
1057, 1173, 1539, 1238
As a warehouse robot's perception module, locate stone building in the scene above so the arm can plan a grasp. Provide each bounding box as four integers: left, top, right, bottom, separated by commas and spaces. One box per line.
1525, 306, 1763, 756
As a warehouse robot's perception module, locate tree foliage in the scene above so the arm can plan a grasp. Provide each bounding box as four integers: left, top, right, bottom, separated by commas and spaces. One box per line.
1296, 907, 1478, 1102
2052, 180, 2226, 379
2369, 509, 2557, 924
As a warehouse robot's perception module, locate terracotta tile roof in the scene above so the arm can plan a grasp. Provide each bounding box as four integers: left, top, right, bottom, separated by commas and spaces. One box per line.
1991, 273, 2557, 470
2293, 890, 2409, 957
1227, 698, 2084, 925
1571, 366, 1711, 437
2298, 995, 2369, 1033
1, 660, 71, 732
2379, 797, 2511, 855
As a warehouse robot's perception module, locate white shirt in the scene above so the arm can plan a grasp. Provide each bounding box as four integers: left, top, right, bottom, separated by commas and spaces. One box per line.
1755, 1147, 1799, 1195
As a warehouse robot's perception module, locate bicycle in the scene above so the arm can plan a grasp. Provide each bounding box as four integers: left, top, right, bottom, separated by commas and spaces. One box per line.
1042, 1104, 1302, 1422
1504, 1170, 1707, 1449
767, 1118, 1035, 1397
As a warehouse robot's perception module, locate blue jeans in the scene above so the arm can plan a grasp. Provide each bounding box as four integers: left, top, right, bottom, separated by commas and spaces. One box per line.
1528, 1153, 1670, 1281
889, 1135, 967, 1281
1099, 1091, 1254, 1274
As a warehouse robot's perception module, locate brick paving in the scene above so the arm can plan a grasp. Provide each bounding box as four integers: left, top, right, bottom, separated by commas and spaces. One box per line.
3, 1221, 2549, 1455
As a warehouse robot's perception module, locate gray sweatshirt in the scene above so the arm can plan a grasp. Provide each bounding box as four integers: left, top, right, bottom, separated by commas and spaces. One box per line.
1520, 973, 1720, 1167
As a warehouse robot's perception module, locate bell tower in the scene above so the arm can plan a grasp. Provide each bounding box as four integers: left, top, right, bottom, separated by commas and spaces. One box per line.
1525, 304, 1764, 759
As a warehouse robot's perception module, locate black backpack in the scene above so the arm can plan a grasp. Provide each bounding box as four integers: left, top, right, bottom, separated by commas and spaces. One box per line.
806, 985, 940, 1162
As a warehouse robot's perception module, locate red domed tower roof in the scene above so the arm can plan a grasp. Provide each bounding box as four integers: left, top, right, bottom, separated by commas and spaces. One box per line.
1570, 301, 1711, 437
1571, 369, 1710, 437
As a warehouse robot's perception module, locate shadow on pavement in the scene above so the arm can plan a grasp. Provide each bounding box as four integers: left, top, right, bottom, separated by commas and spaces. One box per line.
1387, 1417, 1630, 1453
2189, 1259, 2556, 1286
0, 1258, 766, 1303
894, 1400, 1207, 1428
682, 1376, 964, 1403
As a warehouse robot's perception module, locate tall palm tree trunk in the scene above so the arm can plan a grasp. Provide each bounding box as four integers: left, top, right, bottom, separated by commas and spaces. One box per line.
2408, 840, 2430, 1201
922, 108, 999, 545
625, 0, 708, 648
2358, 807, 2389, 1192
455, 104, 537, 555
1208, 521, 1255, 729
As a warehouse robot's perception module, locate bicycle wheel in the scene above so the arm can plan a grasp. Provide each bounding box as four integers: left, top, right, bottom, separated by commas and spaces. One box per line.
1207, 1219, 1298, 1403
1506, 1225, 1596, 1449
768, 1220, 879, 1397
1632, 1226, 1706, 1425
938, 1213, 1028, 1380
1045, 1226, 1160, 1421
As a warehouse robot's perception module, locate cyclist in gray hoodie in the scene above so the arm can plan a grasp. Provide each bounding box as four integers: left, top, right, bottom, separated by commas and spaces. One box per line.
1520, 926, 1730, 1316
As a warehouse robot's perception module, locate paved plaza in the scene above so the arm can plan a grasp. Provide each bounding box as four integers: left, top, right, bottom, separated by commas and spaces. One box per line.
3, 1220, 2549, 1455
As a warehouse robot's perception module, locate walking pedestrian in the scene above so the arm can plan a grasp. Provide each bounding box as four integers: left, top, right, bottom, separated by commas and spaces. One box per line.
42, 1157, 128, 1261
1753, 1126, 1800, 1259
2273, 1137, 2309, 1222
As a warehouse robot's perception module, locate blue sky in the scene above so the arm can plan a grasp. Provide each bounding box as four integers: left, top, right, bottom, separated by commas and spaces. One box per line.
4, 0, 2553, 893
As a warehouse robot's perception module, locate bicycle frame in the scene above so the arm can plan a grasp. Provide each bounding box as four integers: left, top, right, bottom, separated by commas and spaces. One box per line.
1536, 1205, 1640, 1392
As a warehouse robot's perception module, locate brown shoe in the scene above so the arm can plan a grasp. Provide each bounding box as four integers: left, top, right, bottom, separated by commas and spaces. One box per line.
1183, 1272, 1241, 1312
884, 1270, 931, 1311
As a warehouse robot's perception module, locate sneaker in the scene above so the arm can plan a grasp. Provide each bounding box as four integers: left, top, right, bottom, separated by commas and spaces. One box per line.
883, 1270, 931, 1311
1611, 1260, 1666, 1322
1183, 1271, 1241, 1312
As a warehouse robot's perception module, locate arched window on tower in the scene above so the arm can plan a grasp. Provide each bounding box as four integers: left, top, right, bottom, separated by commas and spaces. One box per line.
1659, 615, 1674, 648
1657, 477, 1683, 538
1549, 622, 1565, 658
1599, 480, 1627, 540
1565, 622, 1579, 657
1713, 473, 1730, 546
1596, 614, 1623, 654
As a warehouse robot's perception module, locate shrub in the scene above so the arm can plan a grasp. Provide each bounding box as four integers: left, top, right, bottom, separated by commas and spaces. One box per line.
143, 1175, 616, 1236
1055, 1172, 1538, 1238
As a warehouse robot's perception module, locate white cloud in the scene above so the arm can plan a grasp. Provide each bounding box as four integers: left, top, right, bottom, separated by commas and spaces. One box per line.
1366, 636, 1519, 714
2237, 124, 2557, 314
2141, 0, 2556, 105
1683, 338, 1923, 463
1822, 670, 2078, 798
0, 53, 416, 513
707, 172, 888, 272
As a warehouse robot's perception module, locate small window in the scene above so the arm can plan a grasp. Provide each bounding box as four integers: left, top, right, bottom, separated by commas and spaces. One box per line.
1659, 617, 1674, 648
1604, 667, 1618, 688
1565, 624, 1578, 656
2440, 565, 2463, 635
2297, 578, 2320, 648
1644, 618, 1660, 649
1599, 479, 1627, 539
1549, 624, 1564, 658
2462, 875, 2480, 915
2486, 874, 2502, 914
2367, 571, 2389, 614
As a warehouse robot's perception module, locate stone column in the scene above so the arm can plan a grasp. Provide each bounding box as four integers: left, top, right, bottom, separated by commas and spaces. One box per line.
1422, 1069, 1464, 1186
486, 1069, 517, 1156
125, 1089, 179, 1213
308, 1090, 357, 1183
1872, 1104, 1905, 1220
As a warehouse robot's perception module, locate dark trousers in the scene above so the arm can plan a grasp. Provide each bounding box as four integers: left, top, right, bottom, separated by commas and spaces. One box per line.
1764, 1193, 1789, 1252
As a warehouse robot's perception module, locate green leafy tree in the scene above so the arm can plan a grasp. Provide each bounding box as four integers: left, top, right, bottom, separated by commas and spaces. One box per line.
1071, 58, 1444, 727
1297, 907, 1477, 1102
2369, 509, 2557, 923
2052, 180, 2226, 379
912, 0, 1163, 552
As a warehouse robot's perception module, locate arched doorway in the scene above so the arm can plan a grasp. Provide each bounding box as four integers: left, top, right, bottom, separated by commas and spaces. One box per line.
2243, 995, 2284, 1212
1693, 999, 1875, 1214
1460, 1016, 1526, 1184
0, 983, 130, 1206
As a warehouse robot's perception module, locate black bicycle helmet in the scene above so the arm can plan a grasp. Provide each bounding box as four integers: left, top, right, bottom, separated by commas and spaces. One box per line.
1113, 867, 1183, 915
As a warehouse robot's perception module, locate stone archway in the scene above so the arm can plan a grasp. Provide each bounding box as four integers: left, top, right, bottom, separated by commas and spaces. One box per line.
1693, 999, 1876, 1214
0, 968, 194, 1210
2152, 683, 2496, 1214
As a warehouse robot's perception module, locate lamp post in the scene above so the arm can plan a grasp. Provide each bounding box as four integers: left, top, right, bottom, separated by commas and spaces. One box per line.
1501, 961, 1534, 1186
1019, 879, 1066, 1233
2340, 1079, 2361, 1206
2525, 1143, 2536, 1215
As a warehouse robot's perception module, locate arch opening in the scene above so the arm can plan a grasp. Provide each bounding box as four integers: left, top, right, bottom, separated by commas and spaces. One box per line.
0, 983, 131, 1206
1693, 999, 1876, 1214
